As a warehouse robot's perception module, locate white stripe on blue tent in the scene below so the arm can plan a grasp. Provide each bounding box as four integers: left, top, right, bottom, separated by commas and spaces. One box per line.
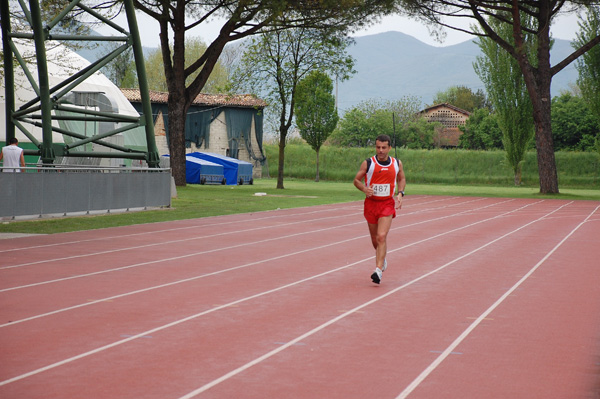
185, 156, 226, 185
162, 154, 226, 184
188, 152, 253, 185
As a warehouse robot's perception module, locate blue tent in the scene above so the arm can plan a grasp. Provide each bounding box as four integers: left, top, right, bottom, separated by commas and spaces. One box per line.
185, 156, 226, 185
188, 152, 253, 185
162, 155, 225, 184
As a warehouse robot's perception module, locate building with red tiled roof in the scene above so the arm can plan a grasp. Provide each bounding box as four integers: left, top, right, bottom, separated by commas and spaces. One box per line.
420, 103, 471, 147
120, 89, 267, 108
121, 89, 267, 178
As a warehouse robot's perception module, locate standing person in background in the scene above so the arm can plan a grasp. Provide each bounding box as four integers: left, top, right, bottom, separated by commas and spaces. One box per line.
353, 134, 406, 284
0, 138, 26, 172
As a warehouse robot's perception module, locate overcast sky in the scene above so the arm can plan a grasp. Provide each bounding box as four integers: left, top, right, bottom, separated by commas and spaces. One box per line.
101, 10, 581, 48
352, 13, 580, 46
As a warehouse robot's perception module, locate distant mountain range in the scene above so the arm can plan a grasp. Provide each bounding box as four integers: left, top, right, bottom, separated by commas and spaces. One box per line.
77, 30, 579, 112
339, 31, 578, 111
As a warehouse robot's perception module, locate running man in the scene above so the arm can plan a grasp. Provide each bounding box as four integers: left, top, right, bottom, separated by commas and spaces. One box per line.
353, 134, 406, 284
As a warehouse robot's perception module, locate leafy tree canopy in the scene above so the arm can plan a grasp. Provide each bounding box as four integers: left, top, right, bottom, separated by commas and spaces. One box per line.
573, 5, 600, 121
129, 0, 396, 185
294, 70, 338, 181
331, 97, 433, 148
143, 38, 229, 93
458, 108, 503, 150
232, 24, 355, 188
551, 93, 600, 151
295, 70, 338, 153
397, 0, 600, 193
473, 11, 535, 185
431, 85, 489, 112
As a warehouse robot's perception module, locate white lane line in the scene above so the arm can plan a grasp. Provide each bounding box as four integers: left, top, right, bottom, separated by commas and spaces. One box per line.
0, 198, 540, 386
0, 212, 359, 270
0, 219, 362, 292
0, 228, 364, 327
395, 203, 600, 399
0, 197, 460, 270
0, 201, 488, 293
0, 198, 508, 326
0, 252, 382, 387
177, 202, 573, 398
0, 196, 451, 255
0, 203, 366, 255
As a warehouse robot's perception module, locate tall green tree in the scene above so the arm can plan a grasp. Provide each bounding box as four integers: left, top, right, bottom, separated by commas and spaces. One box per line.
551, 93, 600, 151
431, 85, 489, 112
331, 97, 423, 148
101, 37, 230, 91
402, 117, 439, 149
400, 0, 600, 194
233, 25, 354, 189
389, 95, 424, 150
573, 5, 600, 123
474, 13, 535, 185
142, 38, 229, 93
101, 43, 136, 88
294, 70, 338, 182
458, 108, 503, 150
131, 0, 395, 186
330, 107, 377, 147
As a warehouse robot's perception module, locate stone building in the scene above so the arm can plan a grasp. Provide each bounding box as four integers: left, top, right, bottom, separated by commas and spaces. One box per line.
121, 89, 267, 178
420, 103, 471, 147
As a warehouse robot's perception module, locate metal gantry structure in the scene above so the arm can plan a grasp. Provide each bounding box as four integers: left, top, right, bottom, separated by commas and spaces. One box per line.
0, 0, 160, 167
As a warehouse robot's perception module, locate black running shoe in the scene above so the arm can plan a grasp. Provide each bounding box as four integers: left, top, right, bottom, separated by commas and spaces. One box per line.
371, 268, 382, 284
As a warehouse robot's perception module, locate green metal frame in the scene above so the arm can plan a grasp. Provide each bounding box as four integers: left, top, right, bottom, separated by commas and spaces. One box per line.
0, 0, 160, 167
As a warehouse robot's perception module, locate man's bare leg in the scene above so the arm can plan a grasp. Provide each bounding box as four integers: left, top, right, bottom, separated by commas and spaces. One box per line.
368, 215, 393, 282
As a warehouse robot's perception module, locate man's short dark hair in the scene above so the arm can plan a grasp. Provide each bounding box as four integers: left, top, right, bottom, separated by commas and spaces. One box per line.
375, 134, 391, 147
8, 138, 18, 145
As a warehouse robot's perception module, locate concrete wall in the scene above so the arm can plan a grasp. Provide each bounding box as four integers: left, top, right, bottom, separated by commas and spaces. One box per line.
154, 111, 170, 156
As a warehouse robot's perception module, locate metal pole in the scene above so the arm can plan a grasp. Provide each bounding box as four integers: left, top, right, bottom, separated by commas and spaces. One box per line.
29, 0, 55, 164
123, 0, 160, 167
393, 112, 397, 159
1, 0, 15, 143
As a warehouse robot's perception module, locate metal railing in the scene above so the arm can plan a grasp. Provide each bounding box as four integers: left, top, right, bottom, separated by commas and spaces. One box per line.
0, 165, 172, 219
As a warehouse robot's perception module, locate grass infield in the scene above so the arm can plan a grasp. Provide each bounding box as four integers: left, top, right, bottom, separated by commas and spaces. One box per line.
1, 178, 598, 235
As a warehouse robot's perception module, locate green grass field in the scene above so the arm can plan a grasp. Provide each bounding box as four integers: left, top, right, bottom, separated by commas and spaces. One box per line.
265, 144, 600, 189
1, 178, 598, 235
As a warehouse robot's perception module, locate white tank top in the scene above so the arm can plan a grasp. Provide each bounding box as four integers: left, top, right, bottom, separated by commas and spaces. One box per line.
2, 145, 24, 172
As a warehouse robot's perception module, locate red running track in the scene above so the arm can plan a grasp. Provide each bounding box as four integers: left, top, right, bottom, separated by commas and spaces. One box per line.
1, 195, 599, 398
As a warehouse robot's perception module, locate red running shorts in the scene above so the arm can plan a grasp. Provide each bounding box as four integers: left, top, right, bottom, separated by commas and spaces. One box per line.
363, 197, 396, 224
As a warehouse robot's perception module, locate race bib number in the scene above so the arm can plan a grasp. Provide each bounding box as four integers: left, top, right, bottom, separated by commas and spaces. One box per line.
372, 184, 390, 197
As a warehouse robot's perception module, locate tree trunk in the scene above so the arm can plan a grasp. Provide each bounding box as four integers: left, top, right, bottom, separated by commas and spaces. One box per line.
315, 147, 320, 182
167, 97, 188, 186
277, 128, 286, 189
532, 93, 559, 194
530, 21, 559, 194
512, 7, 559, 194
161, 2, 189, 187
